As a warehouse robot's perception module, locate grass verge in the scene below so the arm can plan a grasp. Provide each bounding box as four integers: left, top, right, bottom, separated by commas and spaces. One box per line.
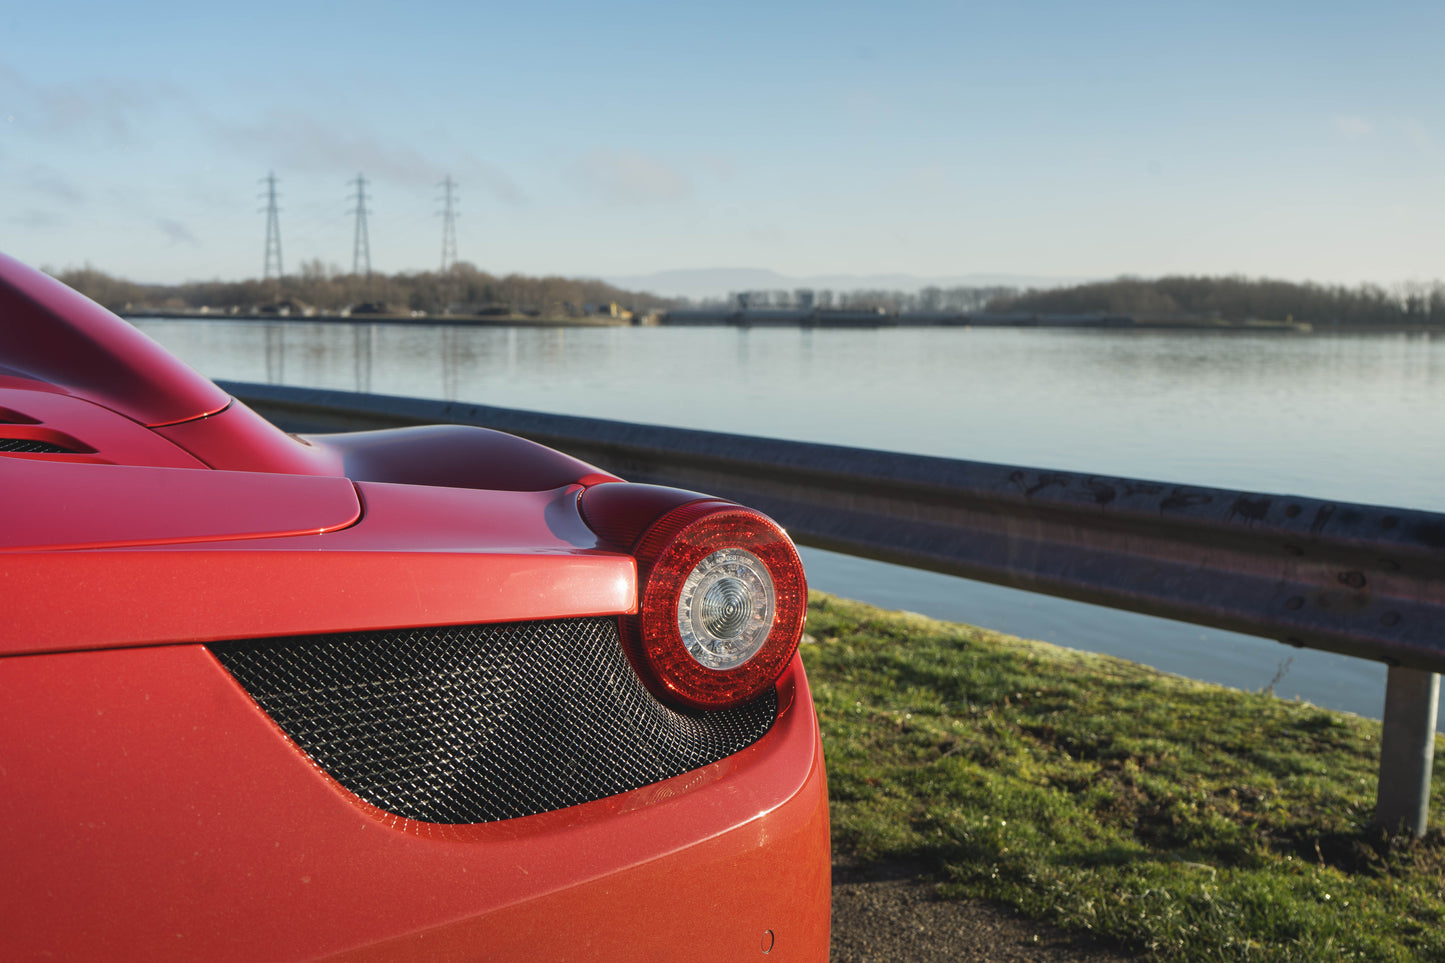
802, 591, 1445, 961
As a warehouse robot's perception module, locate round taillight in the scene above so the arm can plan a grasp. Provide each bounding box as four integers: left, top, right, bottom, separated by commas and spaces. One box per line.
624, 501, 807, 711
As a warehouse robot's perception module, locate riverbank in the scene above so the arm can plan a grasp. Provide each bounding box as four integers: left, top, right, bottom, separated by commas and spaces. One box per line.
803, 591, 1445, 962
128, 309, 1445, 333
661, 309, 1319, 330
123, 310, 632, 327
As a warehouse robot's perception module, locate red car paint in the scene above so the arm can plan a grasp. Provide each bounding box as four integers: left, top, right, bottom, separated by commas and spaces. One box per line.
0, 250, 229, 425
0, 254, 830, 960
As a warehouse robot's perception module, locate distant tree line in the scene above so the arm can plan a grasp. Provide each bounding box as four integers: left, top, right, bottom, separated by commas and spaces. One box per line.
706, 276, 1445, 326
51, 265, 1445, 327
982, 276, 1445, 326
49, 260, 676, 317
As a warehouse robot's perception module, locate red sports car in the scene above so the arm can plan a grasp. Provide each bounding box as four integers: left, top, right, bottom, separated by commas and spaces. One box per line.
0, 253, 830, 961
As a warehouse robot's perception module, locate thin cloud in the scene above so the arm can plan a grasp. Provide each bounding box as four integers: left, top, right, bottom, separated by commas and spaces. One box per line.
696, 154, 740, 182
573, 148, 690, 206
8, 209, 62, 230
155, 218, 200, 248
846, 90, 886, 125
461, 157, 526, 206
221, 111, 442, 184
24, 166, 85, 204
1332, 115, 1372, 140
1399, 118, 1432, 151
218, 110, 524, 204
0, 61, 174, 145
907, 164, 953, 195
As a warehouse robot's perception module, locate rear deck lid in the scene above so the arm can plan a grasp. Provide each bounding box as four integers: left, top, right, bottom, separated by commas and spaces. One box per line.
0, 459, 361, 552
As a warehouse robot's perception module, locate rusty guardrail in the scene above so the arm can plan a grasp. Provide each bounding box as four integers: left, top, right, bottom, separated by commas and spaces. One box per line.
222, 380, 1445, 835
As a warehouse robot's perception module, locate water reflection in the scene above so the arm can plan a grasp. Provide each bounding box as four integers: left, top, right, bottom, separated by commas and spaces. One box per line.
142, 320, 1445, 511
353, 325, 374, 394
263, 324, 284, 385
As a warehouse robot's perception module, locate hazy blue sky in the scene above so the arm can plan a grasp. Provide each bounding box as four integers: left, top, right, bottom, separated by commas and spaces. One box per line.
2, 0, 1441, 285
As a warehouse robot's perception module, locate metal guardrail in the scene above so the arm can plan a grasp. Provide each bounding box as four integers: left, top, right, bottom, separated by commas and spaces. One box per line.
223, 380, 1445, 835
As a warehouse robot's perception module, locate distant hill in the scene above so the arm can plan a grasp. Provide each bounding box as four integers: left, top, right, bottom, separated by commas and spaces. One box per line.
601, 268, 1083, 302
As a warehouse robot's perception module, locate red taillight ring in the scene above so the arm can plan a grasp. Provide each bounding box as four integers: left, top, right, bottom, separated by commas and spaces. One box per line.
622, 501, 806, 711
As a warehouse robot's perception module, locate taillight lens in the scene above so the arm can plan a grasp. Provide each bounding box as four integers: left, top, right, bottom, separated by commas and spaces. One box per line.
624, 501, 806, 711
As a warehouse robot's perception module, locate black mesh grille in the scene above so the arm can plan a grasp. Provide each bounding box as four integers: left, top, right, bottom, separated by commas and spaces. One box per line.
0, 438, 72, 453
211, 618, 777, 823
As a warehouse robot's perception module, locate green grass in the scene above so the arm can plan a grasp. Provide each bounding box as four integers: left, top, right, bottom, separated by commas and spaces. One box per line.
802, 591, 1445, 961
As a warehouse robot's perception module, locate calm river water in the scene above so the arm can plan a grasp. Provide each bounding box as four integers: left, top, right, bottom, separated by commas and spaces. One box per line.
133, 320, 1445, 724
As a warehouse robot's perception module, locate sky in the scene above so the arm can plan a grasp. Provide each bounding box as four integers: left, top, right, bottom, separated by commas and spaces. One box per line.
2, 0, 1442, 288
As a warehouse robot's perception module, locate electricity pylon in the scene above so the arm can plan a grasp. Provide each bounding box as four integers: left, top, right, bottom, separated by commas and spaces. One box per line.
438, 175, 459, 273
349, 173, 372, 278
259, 172, 283, 284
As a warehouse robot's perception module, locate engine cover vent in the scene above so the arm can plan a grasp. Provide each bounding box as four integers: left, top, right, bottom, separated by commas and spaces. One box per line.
211, 618, 777, 824
0, 438, 75, 453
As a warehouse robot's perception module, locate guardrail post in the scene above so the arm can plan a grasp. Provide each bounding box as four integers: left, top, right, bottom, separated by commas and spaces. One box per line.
1376, 666, 1440, 836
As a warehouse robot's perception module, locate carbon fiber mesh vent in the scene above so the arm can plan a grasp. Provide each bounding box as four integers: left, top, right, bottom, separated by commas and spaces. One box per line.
211, 618, 777, 823
0, 438, 72, 453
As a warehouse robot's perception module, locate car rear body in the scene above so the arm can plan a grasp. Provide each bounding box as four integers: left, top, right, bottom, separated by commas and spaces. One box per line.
0, 252, 830, 961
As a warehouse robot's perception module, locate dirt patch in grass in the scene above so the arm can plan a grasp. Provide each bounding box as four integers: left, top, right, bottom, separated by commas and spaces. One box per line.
832, 859, 1142, 962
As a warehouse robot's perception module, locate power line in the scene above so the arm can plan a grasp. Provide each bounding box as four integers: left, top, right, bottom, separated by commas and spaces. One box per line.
259, 172, 283, 282
438, 175, 459, 273
349, 173, 372, 278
